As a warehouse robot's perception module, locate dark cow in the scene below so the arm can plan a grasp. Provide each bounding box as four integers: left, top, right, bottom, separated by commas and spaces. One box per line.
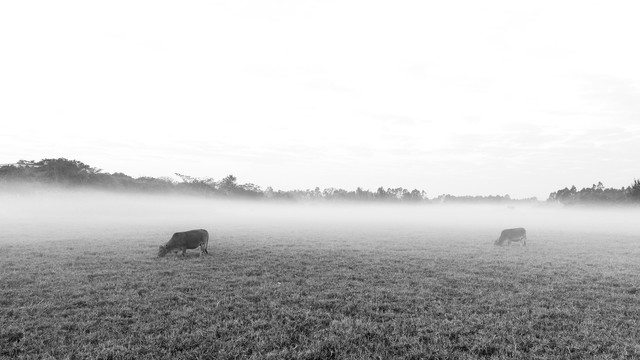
158, 229, 209, 257
494, 228, 527, 246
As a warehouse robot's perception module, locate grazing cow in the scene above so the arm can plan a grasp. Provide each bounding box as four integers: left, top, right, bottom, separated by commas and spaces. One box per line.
495, 228, 527, 246
158, 229, 209, 257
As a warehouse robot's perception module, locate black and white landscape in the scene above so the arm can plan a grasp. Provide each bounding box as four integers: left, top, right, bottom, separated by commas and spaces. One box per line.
2, 1, 640, 358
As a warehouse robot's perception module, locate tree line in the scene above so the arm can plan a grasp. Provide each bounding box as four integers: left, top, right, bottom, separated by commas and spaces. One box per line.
548, 180, 640, 204
2, 158, 638, 204
0, 158, 434, 202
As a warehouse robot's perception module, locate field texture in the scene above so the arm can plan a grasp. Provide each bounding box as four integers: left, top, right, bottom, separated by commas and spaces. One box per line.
1, 198, 639, 359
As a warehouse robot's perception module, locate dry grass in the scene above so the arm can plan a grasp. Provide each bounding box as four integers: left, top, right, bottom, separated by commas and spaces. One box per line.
1, 203, 640, 359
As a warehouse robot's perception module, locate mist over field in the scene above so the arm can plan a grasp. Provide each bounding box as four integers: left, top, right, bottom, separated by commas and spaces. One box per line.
2, 188, 639, 246
4, 0, 640, 356
2, 188, 640, 358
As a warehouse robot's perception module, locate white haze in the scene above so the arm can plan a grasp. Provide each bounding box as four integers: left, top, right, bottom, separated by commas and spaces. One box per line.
1, 189, 639, 247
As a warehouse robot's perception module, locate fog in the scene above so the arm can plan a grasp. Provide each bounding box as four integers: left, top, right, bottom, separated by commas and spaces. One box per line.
2, 188, 639, 247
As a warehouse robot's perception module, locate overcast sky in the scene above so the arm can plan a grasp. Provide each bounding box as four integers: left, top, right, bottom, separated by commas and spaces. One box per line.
1, 1, 639, 199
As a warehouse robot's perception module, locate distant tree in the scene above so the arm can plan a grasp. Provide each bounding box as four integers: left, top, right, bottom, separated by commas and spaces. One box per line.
386, 187, 404, 200
218, 175, 237, 194
550, 185, 578, 203
264, 186, 275, 198
332, 188, 349, 200
16, 159, 37, 167
237, 183, 263, 198
240, 183, 261, 193
323, 187, 337, 199
174, 173, 216, 194
0, 163, 27, 180
631, 179, 640, 202
548, 181, 638, 204
135, 177, 174, 192
375, 187, 390, 200
404, 189, 424, 202
175, 173, 196, 183
33, 158, 100, 184
355, 187, 374, 201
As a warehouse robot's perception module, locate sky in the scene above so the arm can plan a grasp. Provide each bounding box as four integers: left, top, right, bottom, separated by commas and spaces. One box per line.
1, 1, 639, 200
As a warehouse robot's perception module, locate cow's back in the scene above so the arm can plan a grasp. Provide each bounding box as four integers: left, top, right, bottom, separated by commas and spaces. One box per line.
496, 227, 527, 245
504, 228, 526, 239
165, 229, 208, 250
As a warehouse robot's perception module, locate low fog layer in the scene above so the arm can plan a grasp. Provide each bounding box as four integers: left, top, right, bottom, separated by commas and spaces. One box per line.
2, 188, 640, 245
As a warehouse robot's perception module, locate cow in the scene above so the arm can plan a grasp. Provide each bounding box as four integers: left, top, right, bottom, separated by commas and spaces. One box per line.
158, 229, 209, 257
494, 228, 527, 246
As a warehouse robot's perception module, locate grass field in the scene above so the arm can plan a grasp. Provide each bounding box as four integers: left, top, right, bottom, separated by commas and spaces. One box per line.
1, 193, 639, 359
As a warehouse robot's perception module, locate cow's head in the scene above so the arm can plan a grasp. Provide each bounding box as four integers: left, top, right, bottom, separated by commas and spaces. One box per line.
158, 245, 168, 257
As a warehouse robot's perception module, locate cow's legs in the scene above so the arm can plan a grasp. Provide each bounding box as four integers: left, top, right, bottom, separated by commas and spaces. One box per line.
182, 248, 187, 256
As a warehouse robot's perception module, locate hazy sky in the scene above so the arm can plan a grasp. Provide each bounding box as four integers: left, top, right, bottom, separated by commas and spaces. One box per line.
1, 1, 639, 199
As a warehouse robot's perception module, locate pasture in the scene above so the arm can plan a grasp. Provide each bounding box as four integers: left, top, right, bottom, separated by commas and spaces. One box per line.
1, 192, 639, 359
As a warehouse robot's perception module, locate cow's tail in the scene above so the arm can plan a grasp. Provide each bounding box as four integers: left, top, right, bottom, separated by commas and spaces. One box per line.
202, 229, 209, 255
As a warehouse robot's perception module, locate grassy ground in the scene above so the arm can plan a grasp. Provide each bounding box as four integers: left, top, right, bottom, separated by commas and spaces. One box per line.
1, 209, 640, 359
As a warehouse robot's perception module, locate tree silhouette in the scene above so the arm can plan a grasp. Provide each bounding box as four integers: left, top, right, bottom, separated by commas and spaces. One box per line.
631, 179, 640, 202
5, 157, 638, 205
